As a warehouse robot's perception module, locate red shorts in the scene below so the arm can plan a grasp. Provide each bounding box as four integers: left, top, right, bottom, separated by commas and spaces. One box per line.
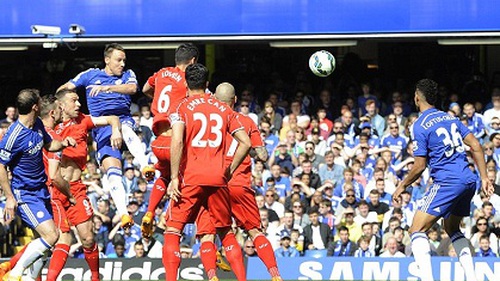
166, 184, 231, 231
151, 135, 171, 178
50, 181, 93, 232
196, 185, 261, 235
229, 185, 261, 230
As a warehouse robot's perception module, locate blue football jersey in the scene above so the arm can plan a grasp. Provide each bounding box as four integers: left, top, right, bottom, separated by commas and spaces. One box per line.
70, 68, 138, 117
0, 118, 52, 190
411, 108, 476, 184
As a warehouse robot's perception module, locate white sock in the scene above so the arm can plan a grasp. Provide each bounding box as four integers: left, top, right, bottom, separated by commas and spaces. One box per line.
122, 125, 149, 169
411, 232, 434, 281
450, 231, 478, 281
10, 238, 51, 277
26, 253, 46, 279
106, 167, 129, 217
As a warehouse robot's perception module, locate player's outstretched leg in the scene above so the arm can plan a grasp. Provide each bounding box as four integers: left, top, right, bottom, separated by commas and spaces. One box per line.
104, 166, 133, 228
445, 215, 478, 281
121, 125, 150, 170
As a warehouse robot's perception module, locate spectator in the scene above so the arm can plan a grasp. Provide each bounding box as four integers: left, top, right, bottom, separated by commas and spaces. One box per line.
308, 128, 328, 158
127, 199, 146, 225
318, 199, 336, 230
380, 237, 405, 257
243, 239, 257, 257
361, 222, 382, 256
289, 229, 304, 254
256, 195, 280, 225
354, 235, 375, 257
292, 201, 310, 229
357, 83, 378, 117
133, 241, 145, 258
260, 117, 280, 154
336, 207, 362, 243
106, 235, 126, 258
258, 100, 283, 133
367, 190, 390, 223
327, 226, 357, 256
295, 160, 321, 189
264, 165, 292, 199
364, 99, 385, 136
139, 104, 153, 131
264, 189, 285, 218
354, 200, 378, 226
463, 103, 486, 140
275, 210, 304, 245
316, 106, 334, 140
482, 89, 500, 127
180, 244, 193, 259
274, 234, 300, 257
303, 208, 332, 251
318, 151, 344, 186
475, 235, 497, 257
0, 106, 17, 124
122, 162, 138, 194
283, 100, 310, 129
334, 167, 363, 199
268, 144, 296, 176
238, 100, 258, 125
303, 141, 324, 170
317, 90, 336, 121
470, 217, 498, 254
334, 188, 359, 216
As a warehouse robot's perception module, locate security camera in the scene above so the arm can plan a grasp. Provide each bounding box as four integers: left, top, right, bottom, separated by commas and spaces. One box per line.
31, 25, 61, 36
69, 24, 86, 35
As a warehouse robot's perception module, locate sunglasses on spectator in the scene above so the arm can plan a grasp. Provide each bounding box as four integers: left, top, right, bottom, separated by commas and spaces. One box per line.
334, 126, 343, 130
477, 222, 487, 226
240, 104, 249, 107
346, 194, 355, 198
484, 147, 493, 151
293, 205, 302, 208
246, 246, 255, 248
390, 126, 398, 129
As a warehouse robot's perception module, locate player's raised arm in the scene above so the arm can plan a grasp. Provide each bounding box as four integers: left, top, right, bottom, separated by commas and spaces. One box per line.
57, 81, 77, 93
228, 129, 251, 178
463, 133, 494, 196
87, 82, 137, 97
45, 137, 76, 152
91, 115, 123, 150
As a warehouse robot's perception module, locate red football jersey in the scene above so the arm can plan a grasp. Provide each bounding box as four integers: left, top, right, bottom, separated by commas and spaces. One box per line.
147, 66, 188, 117
225, 113, 264, 187
171, 96, 243, 187
43, 126, 61, 178
55, 113, 95, 170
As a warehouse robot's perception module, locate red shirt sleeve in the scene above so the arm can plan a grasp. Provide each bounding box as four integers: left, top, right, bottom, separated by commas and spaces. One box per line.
82, 114, 96, 130
248, 120, 264, 148
228, 112, 244, 136
147, 71, 158, 87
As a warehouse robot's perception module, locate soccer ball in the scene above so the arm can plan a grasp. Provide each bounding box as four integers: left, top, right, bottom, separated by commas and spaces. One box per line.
309, 50, 336, 77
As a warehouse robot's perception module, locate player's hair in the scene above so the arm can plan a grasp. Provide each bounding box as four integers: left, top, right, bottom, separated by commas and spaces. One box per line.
416, 79, 438, 106
185, 63, 209, 90
40, 94, 57, 118
175, 43, 199, 65
17, 88, 40, 115
55, 88, 76, 101
104, 43, 125, 57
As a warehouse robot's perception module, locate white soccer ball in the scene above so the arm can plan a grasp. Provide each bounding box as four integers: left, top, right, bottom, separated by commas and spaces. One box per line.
308, 50, 336, 77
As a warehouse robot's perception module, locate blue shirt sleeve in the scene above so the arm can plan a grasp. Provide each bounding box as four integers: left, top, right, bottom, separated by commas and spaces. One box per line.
410, 123, 427, 157
457, 119, 472, 139
0, 137, 18, 165
122, 69, 138, 85
37, 119, 52, 145
70, 68, 93, 88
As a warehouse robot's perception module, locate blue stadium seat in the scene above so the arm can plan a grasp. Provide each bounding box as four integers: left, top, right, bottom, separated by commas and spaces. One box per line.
304, 249, 328, 258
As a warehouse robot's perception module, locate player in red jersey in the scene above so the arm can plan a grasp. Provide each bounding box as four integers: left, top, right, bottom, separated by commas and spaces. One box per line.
44, 89, 122, 281
195, 83, 282, 281
141, 43, 199, 238
163, 64, 251, 281
0, 95, 75, 281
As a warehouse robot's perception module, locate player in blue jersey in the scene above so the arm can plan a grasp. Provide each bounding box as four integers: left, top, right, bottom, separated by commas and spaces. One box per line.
0, 89, 75, 281
57, 43, 148, 228
393, 79, 494, 281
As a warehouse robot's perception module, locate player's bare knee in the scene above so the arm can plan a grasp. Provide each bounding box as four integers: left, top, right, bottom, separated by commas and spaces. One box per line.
43, 231, 60, 246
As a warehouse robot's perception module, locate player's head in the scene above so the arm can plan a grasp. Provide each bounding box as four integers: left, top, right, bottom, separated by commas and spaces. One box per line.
40, 94, 61, 123
55, 89, 81, 118
214, 82, 236, 108
104, 43, 126, 76
16, 88, 41, 116
175, 43, 199, 66
415, 79, 438, 109
185, 63, 209, 92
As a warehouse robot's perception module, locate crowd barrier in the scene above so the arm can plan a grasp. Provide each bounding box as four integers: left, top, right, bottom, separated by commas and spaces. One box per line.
0, 257, 498, 280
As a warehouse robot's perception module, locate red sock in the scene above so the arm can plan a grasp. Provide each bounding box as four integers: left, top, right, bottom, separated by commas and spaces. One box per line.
147, 177, 168, 213
47, 244, 70, 281
163, 232, 181, 281
199, 241, 217, 279
9, 244, 27, 268
253, 234, 280, 277
83, 243, 100, 281
222, 233, 246, 281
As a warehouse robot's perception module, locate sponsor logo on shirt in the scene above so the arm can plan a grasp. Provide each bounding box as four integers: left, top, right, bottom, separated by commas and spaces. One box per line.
0, 149, 12, 161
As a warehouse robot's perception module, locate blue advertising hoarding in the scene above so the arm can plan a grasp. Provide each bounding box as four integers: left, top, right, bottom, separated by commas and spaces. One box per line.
247, 257, 499, 281
1, 0, 499, 37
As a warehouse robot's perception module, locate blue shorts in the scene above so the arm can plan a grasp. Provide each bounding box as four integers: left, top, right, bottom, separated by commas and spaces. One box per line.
417, 181, 477, 218
14, 188, 53, 229
93, 115, 136, 164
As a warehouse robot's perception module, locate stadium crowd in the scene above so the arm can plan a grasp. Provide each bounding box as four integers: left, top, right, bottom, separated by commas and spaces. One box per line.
1, 60, 500, 262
